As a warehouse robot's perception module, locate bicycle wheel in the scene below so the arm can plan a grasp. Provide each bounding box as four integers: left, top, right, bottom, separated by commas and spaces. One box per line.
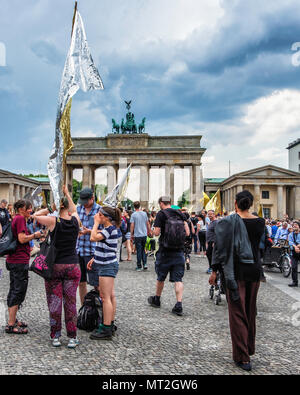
281, 255, 291, 278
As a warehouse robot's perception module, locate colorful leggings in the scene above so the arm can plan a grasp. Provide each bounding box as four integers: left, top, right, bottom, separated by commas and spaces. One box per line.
45, 264, 81, 339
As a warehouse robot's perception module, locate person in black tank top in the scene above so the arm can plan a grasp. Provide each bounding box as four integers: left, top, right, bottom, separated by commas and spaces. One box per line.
33, 186, 81, 348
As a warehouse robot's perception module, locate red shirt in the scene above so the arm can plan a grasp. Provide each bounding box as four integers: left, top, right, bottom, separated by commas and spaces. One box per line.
6, 215, 30, 264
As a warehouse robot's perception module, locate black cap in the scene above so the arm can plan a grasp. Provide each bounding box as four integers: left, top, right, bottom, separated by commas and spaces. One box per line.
78, 188, 94, 206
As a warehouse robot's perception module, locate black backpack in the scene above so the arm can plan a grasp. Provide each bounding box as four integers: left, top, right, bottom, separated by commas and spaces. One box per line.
162, 209, 186, 250
77, 290, 103, 332
0, 223, 17, 257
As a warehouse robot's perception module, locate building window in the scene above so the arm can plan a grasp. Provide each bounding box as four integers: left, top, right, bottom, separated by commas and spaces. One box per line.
262, 191, 269, 199
298, 152, 300, 160
299, 164, 300, 172
263, 208, 271, 218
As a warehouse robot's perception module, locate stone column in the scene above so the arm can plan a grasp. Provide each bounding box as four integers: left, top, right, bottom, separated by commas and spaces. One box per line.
164, 166, 171, 197
189, 166, 195, 207
289, 186, 296, 219
66, 166, 73, 194
82, 165, 92, 189
140, 164, 149, 208
277, 185, 284, 219
20, 186, 25, 199
254, 185, 260, 213
9, 184, 14, 204
107, 165, 117, 194
295, 186, 300, 219
170, 166, 175, 205
236, 185, 243, 194
192, 165, 202, 211
15, 185, 20, 202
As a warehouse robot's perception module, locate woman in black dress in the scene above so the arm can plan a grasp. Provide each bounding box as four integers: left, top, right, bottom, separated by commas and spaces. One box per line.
210, 190, 265, 372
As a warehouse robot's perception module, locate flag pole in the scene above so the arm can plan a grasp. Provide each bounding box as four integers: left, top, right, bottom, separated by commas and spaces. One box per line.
63, 1, 78, 188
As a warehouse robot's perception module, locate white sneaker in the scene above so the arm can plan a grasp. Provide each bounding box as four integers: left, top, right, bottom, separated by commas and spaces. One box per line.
51, 337, 61, 347
67, 338, 80, 349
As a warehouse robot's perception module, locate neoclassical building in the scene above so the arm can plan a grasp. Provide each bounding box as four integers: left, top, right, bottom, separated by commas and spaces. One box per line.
205, 165, 300, 219
0, 169, 51, 204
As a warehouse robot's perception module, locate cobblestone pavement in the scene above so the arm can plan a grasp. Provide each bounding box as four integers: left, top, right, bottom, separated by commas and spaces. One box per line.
0, 253, 300, 376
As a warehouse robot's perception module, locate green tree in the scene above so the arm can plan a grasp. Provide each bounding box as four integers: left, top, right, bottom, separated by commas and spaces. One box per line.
72, 179, 82, 204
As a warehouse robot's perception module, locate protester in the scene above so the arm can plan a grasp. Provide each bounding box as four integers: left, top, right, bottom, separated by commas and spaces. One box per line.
197, 214, 207, 256
88, 206, 122, 340
5, 200, 42, 334
205, 210, 217, 274
210, 190, 265, 372
190, 212, 199, 253
130, 201, 151, 271
76, 187, 101, 305
0, 199, 11, 230
33, 186, 81, 348
123, 210, 132, 261
148, 196, 190, 316
274, 222, 289, 244
288, 221, 300, 287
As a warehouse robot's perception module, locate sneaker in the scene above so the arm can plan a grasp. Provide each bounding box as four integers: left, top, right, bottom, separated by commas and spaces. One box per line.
186, 262, 190, 271
206, 268, 212, 274
148, 296, 161, 308
288, 283, 298, 287
67, 338, 80, 348
51, 337, 61, 348
143, 265, 148, 270
135, 267, 143, 272
172, 303, 183, 316
111, 323, 118, 336
90, 325, 113, 340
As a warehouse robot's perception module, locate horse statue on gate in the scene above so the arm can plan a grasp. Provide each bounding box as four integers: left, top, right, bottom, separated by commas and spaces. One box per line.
112, 119, 120, 134
138, 117, 146, 134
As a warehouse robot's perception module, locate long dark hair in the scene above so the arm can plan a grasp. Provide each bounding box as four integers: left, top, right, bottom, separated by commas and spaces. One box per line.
14, 199, 32, 214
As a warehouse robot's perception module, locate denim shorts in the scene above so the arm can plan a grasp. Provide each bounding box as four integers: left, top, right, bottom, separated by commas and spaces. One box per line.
95, 261, 119, 278
155, 250, 185, 283
78, 255, 98, 286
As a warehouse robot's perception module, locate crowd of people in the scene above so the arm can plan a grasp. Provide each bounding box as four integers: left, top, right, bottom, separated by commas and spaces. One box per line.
0, 189, 299, 372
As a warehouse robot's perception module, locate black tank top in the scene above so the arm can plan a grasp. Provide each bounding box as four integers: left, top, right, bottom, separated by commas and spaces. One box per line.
52, 216, 79, 264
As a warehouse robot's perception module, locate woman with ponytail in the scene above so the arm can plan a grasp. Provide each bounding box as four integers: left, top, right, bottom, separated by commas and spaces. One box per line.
88, 206, 121, 340
32, 186, 81, 348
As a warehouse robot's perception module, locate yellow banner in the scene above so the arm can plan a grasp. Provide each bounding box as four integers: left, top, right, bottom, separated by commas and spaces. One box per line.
206, 189, 222, 215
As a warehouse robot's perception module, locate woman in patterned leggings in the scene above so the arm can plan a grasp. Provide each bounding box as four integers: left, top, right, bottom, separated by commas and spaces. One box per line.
33, 186, 81, 348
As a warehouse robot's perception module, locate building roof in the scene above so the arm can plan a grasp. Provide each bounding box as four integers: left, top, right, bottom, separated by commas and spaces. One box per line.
287, 138, 300, 150
204, 178, 226, 184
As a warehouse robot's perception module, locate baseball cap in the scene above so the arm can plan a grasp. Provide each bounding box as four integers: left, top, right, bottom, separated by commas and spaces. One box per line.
78, 188, 94, 205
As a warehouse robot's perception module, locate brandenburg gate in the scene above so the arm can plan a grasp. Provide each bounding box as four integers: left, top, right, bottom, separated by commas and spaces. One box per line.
66, 133, 206, 209
66, 101, 206, 208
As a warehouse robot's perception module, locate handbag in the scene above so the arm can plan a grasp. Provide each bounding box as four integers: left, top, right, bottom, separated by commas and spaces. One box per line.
0, 224, 17, 257
30, 220, 58, 280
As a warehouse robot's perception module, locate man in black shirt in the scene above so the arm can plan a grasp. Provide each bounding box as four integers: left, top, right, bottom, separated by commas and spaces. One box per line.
147, 196, 190, 316
0, 199, 11, 231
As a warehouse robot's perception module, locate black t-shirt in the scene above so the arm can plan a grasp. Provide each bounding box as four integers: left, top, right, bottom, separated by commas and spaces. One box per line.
154, 208, 186, 252
206, 219, 217, 244
234, 217, 265, 282
53, 217, 79, 264
0, 208, 10, 227
190, 216, 198, 230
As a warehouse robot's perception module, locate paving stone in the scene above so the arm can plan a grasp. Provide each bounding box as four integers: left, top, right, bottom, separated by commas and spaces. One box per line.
0, 254, 300, 375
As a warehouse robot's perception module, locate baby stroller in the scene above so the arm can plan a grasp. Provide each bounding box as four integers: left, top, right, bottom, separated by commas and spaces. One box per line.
209, 271, 225, 305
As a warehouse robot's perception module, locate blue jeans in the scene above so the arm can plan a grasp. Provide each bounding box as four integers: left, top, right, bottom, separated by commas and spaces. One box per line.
135, 236, 147, 268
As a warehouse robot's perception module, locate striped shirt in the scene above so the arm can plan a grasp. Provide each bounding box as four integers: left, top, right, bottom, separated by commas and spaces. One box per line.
94, 225, 119, 265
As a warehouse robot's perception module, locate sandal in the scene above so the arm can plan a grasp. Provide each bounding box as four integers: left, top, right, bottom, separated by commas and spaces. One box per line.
5, 324, 28, 334
15, 320, 28, 328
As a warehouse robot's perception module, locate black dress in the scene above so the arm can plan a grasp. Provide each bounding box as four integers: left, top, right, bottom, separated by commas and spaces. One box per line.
234, 217, 265, 282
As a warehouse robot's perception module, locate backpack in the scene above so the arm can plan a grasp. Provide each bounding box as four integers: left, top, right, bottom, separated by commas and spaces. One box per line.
162, 209, 186, 250
0, 223, 17, 257
77, 289, 103, 332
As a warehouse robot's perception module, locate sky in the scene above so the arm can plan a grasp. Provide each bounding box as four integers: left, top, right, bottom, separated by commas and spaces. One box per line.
1, 0, 300, 200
